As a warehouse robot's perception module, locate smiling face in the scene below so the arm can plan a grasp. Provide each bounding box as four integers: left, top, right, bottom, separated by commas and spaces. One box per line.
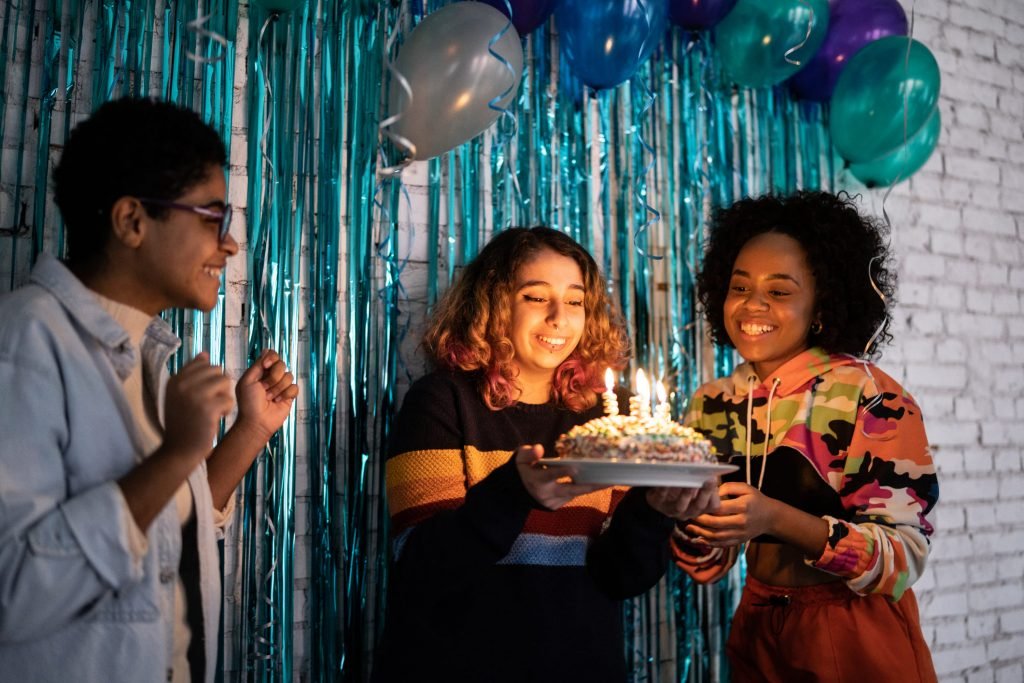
508, 247, 587, 402
724, 231, 817, 380
134, 165, 238, 314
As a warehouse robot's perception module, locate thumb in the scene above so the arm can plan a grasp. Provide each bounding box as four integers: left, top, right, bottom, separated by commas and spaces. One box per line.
238, 359, 265, 387
515, 443, 544, 465
718, 480, 755, 497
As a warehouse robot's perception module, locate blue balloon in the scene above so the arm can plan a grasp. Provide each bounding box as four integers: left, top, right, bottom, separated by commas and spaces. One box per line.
555, 0, 669, 90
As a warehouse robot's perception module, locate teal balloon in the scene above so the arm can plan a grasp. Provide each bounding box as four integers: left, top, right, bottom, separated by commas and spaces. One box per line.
849, 107, 941, 187
714, 0, 830, 88
830, 36, 940, 163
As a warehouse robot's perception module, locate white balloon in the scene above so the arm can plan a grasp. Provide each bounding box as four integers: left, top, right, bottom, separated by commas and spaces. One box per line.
386, 2, 524, 161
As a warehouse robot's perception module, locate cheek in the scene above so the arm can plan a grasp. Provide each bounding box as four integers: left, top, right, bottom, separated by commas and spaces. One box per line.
723, 298, 741, 320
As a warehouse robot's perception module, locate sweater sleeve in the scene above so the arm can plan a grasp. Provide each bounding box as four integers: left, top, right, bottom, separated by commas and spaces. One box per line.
666, 387, 739, 583
585, 488, 675, 599
806, 377, 939, 601
384, 374, 536, 571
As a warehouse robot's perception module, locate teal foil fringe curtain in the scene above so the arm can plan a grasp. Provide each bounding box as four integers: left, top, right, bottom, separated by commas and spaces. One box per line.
0, 0, 833, 680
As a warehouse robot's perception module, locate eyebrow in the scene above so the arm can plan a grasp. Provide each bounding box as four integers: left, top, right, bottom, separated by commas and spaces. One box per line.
517, 280, 585, 292
732, 269, 802, 286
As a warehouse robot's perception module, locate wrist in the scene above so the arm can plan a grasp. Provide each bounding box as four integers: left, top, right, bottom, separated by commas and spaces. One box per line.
230, 415, 274, 446
151, 440, 206, 470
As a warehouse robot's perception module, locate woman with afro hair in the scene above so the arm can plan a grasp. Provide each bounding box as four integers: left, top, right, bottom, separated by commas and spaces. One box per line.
375, 227, 719, 683
675, 191, 939, 681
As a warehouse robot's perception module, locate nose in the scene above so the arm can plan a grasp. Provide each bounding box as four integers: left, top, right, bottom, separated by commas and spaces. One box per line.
547, 300, 567, 329
221, 230, 240, 256
743, 289, 769, 311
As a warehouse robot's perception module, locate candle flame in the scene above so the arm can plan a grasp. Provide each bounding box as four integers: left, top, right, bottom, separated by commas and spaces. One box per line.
605, 368, 615, 393
636, 368, 649, 399
656, 380, 667, 404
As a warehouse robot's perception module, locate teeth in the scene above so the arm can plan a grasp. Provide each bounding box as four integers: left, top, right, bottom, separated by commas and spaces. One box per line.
538, 335, 566, 347
203, 267, 223, 278
741, 323, 775, 336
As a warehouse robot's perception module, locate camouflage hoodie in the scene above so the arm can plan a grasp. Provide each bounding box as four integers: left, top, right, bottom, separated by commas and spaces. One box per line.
676, 347, 939, 601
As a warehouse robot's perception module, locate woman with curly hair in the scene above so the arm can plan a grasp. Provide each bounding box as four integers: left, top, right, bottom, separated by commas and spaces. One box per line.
375, 227, 720, 683
676, 191, 939, 681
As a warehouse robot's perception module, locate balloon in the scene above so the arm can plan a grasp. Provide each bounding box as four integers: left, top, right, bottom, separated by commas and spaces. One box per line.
558, 52, 587, 107
477, 0, 558, 35
251, 0, 305, 11
386, 3, 524, 161
714, 0, 830, 88
830, 36, 940, 163
849, 107, 941, 187
668, 0, 738, 30
555, 0, 669, 91
790, 0, 907, 101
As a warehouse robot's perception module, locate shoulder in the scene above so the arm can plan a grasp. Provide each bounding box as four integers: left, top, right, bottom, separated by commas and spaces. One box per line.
0, 285, 71, 377
819, 360, 919, 408
390, 370, 485, 457
402, 369, 480, 410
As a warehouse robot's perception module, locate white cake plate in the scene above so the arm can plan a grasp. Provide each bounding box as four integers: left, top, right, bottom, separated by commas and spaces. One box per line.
537, 458, 738, 487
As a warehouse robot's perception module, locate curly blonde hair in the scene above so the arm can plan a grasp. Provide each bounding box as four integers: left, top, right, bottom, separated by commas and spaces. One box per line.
424, 227, 630, 412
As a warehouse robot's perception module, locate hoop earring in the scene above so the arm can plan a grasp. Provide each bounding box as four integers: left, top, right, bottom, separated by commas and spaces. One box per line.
810, 320, 823, 335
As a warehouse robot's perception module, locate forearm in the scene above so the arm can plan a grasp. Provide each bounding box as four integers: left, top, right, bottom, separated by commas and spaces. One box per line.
117, 445, 206, 531
206, 420, 270, 511
766, 497, 830, 559
394, 456, 536, 570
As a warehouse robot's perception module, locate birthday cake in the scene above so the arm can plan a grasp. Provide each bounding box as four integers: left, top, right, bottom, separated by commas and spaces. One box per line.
554, 413, 715, 464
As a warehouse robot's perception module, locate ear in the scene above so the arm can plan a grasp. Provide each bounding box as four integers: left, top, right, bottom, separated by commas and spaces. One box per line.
108, 196, 147, 249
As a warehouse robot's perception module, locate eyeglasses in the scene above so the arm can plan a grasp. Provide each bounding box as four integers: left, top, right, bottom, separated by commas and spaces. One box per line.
138, 197, 233, 242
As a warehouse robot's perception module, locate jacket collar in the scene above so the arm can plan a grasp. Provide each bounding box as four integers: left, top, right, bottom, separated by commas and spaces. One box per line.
30, 254, 179, 378
728, 347, 859, 398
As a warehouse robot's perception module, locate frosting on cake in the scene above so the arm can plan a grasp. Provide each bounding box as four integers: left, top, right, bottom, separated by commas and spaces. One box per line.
555, 413, 715, 463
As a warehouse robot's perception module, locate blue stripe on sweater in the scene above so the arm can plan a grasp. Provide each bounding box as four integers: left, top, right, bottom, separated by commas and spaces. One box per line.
497, 533, 590, 566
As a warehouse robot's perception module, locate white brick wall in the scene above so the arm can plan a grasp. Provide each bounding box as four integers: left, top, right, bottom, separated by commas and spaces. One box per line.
873, 2, 1024, 680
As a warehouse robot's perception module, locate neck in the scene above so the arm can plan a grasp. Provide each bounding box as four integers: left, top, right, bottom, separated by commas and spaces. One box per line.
71, 260, 164, 316
515, 372, 553, 405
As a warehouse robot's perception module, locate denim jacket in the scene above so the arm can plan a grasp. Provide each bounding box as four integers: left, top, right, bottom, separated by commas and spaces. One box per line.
0, 255, 221, 683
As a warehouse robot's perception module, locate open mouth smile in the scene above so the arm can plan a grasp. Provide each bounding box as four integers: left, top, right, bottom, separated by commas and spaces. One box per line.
536, 334, 568, 351
739, 322, 776, 337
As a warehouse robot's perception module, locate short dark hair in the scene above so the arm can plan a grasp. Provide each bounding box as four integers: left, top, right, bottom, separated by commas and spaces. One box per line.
696, 191, 896, 357
53, 97, 227, 268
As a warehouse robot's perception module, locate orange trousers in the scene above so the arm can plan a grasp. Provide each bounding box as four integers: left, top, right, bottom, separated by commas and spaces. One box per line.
726, 575, 937, 683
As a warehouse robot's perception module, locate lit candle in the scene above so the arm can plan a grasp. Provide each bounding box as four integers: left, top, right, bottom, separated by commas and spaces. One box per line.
655, 380, 670, 422
635, 369, 651, 420
603, 368, 619, 417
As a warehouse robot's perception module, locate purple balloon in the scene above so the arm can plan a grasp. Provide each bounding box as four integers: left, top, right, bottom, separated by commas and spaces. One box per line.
476, 0, 558, 35
667, 0, 738, 29
790, 0, 908, 101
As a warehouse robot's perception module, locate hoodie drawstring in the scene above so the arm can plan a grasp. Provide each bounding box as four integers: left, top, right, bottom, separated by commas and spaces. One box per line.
745, 375, 782, 491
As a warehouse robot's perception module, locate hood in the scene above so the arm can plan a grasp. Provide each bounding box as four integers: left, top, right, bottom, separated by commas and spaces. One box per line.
727, 347, 862, 399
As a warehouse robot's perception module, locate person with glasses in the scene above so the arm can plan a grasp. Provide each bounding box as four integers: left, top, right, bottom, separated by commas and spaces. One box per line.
0, 97, 298, 683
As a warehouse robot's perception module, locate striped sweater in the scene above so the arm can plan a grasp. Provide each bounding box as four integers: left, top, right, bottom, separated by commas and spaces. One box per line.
674, 347, 939, 601
376, 370, 675, 683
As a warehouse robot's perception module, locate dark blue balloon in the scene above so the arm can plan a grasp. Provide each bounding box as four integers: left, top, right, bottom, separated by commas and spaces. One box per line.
667, 0, 738, 29
476, 0, 558, 35
555, 0, 669, 90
